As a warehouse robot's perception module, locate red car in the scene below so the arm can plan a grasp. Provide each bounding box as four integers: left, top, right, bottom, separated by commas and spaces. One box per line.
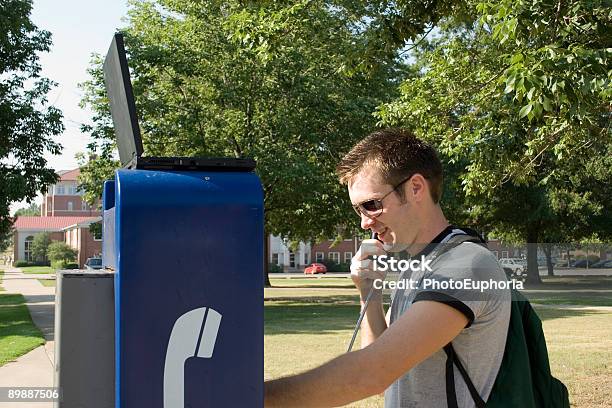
304, 263, 327, 275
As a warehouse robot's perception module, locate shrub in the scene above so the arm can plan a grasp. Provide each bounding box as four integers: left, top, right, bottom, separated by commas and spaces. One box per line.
575, 255, 600, 262
31, 233, 52, 263
321, 259, 350, 272
51, 261, 80, 270
15, 261, 49, 268
47, 242, 77, 268
268, 263, 283, 273
15, 260, 50, 267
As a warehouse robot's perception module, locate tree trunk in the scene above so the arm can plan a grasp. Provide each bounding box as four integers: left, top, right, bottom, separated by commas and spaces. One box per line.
263, 226, 271, 288
526, 226, 541, 284
543, 243, 554, 276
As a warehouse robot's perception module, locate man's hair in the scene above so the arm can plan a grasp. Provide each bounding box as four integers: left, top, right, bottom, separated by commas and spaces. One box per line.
336, 128, 444, 203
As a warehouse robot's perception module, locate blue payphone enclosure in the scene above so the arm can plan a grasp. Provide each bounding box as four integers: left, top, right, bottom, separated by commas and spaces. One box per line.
103, 169, 264, 407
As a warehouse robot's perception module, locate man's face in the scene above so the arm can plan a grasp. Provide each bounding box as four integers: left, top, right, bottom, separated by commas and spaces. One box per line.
348, 167, 417, 250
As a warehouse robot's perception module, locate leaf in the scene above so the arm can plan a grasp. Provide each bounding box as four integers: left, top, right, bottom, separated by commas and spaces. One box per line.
519, 103, 533, 118
527, 87, 535, 100
510, 53, 523, 64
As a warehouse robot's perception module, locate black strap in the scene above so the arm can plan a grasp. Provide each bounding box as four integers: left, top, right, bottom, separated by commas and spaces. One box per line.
426, 232, 489, 407
445, 344, 458, 408
444, 343, 486, 408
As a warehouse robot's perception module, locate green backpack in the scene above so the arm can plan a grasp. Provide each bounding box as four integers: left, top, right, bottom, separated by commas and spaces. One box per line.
441, 236, 570, 408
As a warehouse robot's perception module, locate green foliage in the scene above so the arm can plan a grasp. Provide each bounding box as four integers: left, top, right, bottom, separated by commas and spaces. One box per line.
63, 263, 79, 270
0, 227, 12, 252
372, 0, 611, 282
0, 0, 64, 239
79, 0, 401, 243
46, 242, 77, 266
14, 260, 35, 267
14, 261, 49, 267
321, 259, 350, 272
30, 233, 52, 263
268, 263, 283, 273
13, 202, 40, 217
88, 220, 102, 240
76, 153, 118, 208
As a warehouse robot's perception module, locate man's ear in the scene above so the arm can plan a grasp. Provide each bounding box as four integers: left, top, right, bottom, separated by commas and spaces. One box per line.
408, 174, 428, 202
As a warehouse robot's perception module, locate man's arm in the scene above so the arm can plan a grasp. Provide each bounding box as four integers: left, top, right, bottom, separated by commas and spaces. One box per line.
264, 300, 468, 407
358, 288, 387, 348
350, 240, 389, 348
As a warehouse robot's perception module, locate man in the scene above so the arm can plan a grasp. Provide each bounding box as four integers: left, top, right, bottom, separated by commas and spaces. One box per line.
265, 129, 510, 407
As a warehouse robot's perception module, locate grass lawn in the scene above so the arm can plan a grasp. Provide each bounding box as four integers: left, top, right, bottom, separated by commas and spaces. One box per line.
538, 307, 612, 408
265, 295, 384, 407
264, 281, 611, 407
270, 277, 354, 288
524, 276, 612, 307
37, 279, 56, 287
0, 294, 45, 367
19, 266, 55, 274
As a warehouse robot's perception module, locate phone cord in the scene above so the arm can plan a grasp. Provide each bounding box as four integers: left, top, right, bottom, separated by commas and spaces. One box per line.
347, 284, 375, 352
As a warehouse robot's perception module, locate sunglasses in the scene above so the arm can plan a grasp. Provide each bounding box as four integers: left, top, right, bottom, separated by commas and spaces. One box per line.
352, 175, 414, 219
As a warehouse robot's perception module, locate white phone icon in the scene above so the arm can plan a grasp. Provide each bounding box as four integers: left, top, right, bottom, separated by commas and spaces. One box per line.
163, 307, 222, 408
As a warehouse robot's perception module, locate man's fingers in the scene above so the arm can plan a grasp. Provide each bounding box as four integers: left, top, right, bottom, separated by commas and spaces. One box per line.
353, 268, 386, 281
351, 258, 372, 271
350, 259, 386, 281
354, 240, 386, 261
350, 239, 389, 290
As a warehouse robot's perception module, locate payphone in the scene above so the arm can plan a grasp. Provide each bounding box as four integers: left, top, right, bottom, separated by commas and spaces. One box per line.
102, 33, 264, 407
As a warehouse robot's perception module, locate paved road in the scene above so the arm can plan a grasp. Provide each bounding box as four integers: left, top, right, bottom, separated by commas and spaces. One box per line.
0, 267, 55, 408
270, 272, 351, 278
272, 268, 612, 278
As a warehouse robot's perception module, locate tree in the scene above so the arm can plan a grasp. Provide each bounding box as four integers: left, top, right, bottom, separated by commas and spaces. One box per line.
31, 232, 52, 263
0, 0, 64, 240
14, 202, 41, 217
372, 0, 611, 283
0, 227, 13, 252
47, 242, 77, 269
78, 0, 403, 285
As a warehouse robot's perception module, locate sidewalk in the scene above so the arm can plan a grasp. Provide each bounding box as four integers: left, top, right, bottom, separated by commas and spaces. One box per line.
0, 267, 55, 408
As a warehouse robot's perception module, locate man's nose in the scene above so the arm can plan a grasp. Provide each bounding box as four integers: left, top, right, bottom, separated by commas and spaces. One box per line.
360, 212, 376, 230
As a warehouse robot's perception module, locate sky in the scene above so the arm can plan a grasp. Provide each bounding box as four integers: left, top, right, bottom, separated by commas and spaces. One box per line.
10, 0, 129, 213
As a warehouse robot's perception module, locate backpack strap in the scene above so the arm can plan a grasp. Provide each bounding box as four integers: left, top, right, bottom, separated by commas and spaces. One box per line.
445, 344, 459, 408
444, 343, 486, 408
436, 232, 488, 408
428, 233, 485, 261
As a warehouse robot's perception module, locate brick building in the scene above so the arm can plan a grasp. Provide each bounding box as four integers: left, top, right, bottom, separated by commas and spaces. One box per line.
311, 237, 521, 266
268, 235, 360, 272
310, 237, 362, 266
40, 169, 98, 217
486, 239, 525, 259
269, 235, 311, 272
12, 168, 102, 268
13, 216, 102, 267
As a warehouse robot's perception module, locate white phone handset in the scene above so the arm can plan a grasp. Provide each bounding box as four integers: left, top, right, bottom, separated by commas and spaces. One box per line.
163, 307, 222, 408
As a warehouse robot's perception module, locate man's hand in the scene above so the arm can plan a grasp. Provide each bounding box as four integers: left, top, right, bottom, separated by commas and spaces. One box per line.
264, 300, 468, 407
350, 238, 389, 348
350, 239, 387, 298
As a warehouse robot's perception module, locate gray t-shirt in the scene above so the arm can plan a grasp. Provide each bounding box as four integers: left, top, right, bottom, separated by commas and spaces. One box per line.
384, 232, 511, 408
